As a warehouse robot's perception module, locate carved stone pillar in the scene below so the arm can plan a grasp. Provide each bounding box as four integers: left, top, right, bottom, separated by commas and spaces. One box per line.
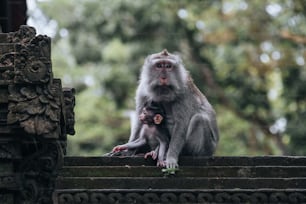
0, 26, 75, 204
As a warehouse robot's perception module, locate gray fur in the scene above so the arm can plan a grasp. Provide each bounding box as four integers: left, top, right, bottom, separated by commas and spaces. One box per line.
129, 50, 219, 168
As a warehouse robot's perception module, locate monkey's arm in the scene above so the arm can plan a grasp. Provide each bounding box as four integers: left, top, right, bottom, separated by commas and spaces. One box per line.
112, 137, 147, 152
128, 119, 142, 142
125, 137, 147, 149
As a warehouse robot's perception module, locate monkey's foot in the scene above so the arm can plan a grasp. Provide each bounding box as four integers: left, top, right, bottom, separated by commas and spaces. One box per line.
144, 151, 157, 160
165, 157, 179, 169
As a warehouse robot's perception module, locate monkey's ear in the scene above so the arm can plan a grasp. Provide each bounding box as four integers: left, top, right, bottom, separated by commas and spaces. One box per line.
154, 114, 163, 125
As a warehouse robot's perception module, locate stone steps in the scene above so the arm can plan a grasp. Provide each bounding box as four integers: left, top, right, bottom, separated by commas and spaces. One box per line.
53, 156, 306, 203
59, 166, 306, 178
56, 177, 306, 190
63, 155, 306, 166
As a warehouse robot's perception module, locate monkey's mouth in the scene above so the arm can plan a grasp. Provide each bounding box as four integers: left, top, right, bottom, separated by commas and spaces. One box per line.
141, 120, 148, 124
152, 85, 175, 94
140, 119, 154, 125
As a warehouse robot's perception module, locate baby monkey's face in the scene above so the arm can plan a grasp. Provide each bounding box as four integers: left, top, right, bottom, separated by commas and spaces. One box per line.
139, 107, 163, 125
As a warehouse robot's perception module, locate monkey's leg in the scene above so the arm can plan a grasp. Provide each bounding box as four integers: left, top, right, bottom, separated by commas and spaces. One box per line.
166, 124, 186, 169
185, 113, 217, 156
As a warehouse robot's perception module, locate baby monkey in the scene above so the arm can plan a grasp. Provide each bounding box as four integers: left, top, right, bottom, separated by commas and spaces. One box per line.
112, 102, 169, 166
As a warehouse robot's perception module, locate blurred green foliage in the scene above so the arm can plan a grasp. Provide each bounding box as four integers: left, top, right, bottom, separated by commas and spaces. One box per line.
33, 0, 306, 156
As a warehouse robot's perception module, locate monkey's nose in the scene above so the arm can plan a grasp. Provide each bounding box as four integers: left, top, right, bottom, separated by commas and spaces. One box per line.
160, 77, 168, 85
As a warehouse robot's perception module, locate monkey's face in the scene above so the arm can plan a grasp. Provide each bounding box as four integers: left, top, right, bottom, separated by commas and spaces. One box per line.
148, 50, 179, 87
139, 108, 154, 124
139, 107, 164, 125
141, 49, 188, 102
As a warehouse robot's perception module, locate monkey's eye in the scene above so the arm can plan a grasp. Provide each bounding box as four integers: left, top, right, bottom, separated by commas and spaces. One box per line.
156, 63, 162, 68
165, 63, 172, 69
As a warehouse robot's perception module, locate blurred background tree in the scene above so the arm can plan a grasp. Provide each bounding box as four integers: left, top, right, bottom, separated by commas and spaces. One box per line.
27, 0, 306, 156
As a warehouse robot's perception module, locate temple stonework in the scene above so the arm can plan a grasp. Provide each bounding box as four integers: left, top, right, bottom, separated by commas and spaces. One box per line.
0, 26, 75, 203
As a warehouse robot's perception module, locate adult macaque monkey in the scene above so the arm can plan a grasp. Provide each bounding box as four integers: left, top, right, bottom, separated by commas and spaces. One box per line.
129, 49, 219, 169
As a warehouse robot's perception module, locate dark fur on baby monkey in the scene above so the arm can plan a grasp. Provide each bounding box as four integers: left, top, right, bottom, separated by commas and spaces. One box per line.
112, 102, 169, 167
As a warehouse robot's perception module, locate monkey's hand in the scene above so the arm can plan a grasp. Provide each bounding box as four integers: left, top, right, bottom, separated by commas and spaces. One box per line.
144, 151, 157, 160
157, 160, 166, 167
112, 145, 127, 153
165, 157, 179, 169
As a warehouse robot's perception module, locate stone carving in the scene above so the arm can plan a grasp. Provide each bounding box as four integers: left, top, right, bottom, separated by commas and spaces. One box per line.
6, 25, 36, 44
7, 83, 61, 138
18, 141, 64, 204
0, 25, 75, 204
0, 194, 14, 204
0, 26, 49, 85
0, 143, 20, 158
0, 175, 16, 188
63, 88, 76, 136
55, 191, 306, 204
0, 26, 67, 138
14, 34, 52, 84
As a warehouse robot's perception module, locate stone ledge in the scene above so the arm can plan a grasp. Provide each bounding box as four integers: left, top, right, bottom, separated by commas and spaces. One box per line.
63, 156, 306, 166
53, 156, 306, 203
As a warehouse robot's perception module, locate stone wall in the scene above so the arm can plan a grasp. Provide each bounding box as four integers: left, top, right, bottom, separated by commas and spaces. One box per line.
53, 156, 306, 204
